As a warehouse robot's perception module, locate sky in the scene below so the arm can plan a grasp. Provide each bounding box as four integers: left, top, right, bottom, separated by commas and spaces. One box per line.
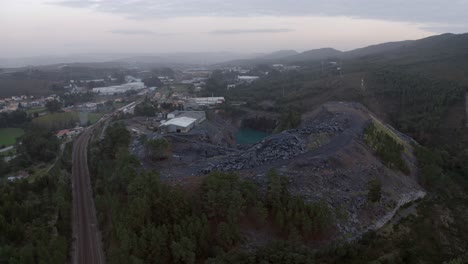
1, 0, 468, 58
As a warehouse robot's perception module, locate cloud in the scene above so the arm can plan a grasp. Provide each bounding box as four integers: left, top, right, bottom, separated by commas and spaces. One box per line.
50, 0, 97, 8
50, 0, 468, 32
110, 29, 176, 36
210, 28, 293, 35
111, 29, 157, 35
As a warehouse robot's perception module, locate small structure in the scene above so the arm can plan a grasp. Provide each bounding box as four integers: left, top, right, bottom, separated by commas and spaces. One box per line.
7, 170, 30, 182
186, 97, 225, 109
160, 117, 197, 133
238, 76, 259, 83
56, 127, 83, 139
56, 129, 71, 139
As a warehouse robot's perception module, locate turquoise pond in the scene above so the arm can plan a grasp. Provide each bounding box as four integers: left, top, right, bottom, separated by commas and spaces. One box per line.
235, 128, 269, 145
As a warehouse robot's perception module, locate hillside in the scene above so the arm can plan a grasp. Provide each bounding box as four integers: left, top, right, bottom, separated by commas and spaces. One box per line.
216, 33, 468, 68
282, 48, 342, 62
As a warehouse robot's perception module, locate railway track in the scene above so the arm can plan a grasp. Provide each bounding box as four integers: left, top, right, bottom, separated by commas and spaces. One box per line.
69, 99, 144, 263
71, 130, 105, 264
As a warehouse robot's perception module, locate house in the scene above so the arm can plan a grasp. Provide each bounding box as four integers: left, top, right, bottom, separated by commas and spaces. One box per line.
56, 127, 83, 139
56, 129, 71, 139
160, 116, 197, 133
77, 102, 98, 112
7, 170, 30, 182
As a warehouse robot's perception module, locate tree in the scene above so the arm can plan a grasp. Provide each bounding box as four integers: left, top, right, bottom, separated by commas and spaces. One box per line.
142, 76, 163, 88
216, 222, 240, 250
45, 100, 62, 112
275, 109, 301, 132
171, 237, 196, 264
367, 178, 382, 203
19, 126, 59, 163
135, 100, 156, 116
145, 138, 171, 161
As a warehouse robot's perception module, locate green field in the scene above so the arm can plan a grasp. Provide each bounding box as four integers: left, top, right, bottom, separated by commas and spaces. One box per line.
33, 112, 80, 130
32, 111, 105, 130
87, 112, 104, 124
26, 107, 47, 114
0, 128, 25, 147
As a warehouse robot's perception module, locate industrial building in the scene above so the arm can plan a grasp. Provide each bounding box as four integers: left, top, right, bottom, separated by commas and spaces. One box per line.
161, 111, 206, 133
237, 76, 259, 83
185, 97, 225, 109
168, 111, 206, 123
92, 82, 145, 95
160, 116, 197, 133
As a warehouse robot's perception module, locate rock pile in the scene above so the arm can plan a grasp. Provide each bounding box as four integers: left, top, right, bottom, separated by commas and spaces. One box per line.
293, 111, 349, 135
204, 132, 306, 172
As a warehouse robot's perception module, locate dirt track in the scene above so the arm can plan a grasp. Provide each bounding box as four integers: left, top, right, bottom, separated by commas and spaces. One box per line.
71, 130, 105, 264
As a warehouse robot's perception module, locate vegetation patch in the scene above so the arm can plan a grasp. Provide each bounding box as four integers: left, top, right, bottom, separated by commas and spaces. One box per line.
274, 109, 301, 133
0, 127, 25, 147
307, 132, 332, 150
32, 112, 80, 130
26, 107, 47, 115
145, 138, 171, 161
364, 121, 410, 174
86, 112, 104, 124
0, 142, 73, 263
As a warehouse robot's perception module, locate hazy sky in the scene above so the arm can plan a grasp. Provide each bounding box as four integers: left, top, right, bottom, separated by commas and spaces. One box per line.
1, 0, 468, 57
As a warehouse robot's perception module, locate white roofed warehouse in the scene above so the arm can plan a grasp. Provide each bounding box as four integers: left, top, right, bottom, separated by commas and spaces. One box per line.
160, 116, 197, 133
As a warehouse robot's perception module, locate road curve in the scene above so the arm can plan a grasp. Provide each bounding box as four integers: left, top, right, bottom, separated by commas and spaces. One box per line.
71, 129, 105, 264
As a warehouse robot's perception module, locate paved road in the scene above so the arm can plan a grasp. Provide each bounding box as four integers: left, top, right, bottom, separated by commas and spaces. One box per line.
71, 129, 105, 264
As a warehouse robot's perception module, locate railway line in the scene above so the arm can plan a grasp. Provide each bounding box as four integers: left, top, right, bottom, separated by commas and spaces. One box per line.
71, 100, 140, 263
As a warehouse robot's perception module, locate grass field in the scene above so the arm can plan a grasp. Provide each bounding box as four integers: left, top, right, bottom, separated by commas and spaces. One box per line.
32, 111, 105, 130
26, 107, 47, 114
87, 112, 104, 124
171, 84, 191, 93
0, 128, 25, 147
33, 112, 80, 130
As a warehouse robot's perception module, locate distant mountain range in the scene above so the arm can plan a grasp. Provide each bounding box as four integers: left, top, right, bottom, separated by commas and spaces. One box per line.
219, 33, 468, 66
1, 33, 468, 69
0, 52, 262, 68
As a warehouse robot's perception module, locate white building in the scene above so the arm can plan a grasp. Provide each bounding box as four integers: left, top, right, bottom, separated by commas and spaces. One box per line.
238, 76, 259, 83
160, 116, 197, 133
188, 97, 225, 107
92, 82, 145, 95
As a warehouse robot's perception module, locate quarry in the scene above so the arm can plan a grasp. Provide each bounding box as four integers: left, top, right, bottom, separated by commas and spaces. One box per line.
124, 101, 426, 240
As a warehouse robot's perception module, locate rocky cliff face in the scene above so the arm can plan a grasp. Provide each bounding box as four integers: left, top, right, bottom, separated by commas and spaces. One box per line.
205, 102, 425, 239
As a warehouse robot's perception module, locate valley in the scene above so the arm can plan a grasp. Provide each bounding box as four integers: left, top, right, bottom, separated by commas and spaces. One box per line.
1, 31, 468, 264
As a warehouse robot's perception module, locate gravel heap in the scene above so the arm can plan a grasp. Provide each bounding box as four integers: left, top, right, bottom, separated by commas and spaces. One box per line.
204, 132, 306, 172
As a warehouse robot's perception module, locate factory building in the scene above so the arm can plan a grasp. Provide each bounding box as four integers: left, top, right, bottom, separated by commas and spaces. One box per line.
92, 82, 145, 95
160, 117, 197, 133
161, 111, 206, 133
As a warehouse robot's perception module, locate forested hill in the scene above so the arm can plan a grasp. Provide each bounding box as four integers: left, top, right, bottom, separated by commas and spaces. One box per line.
217, 33, 468, 68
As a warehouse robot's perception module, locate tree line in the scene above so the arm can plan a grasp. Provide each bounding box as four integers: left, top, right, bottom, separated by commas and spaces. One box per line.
0, 142, 72, 263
